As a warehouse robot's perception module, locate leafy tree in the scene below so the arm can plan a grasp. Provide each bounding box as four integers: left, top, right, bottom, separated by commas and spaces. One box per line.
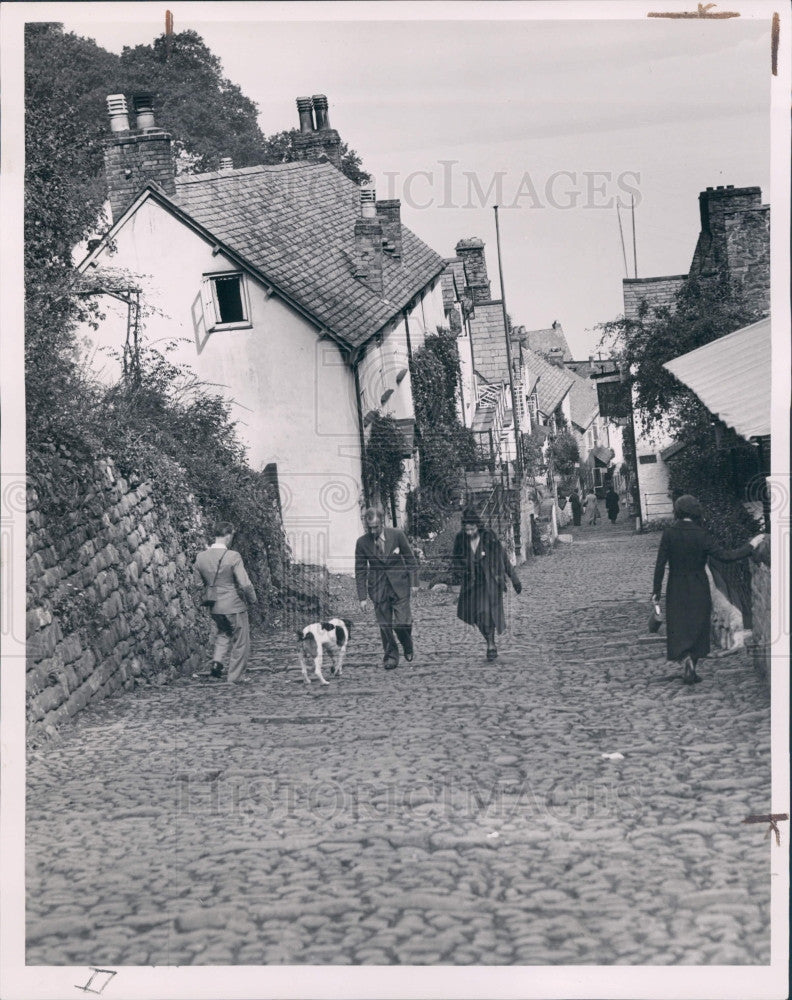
119, 31, 268, 173
258, 129, 371, 185
25, 23, 120, 269
548, 431, 579, 477
597, 276, 756, 434
597, 274, 763, 545
410, 329, 476, 531
363, 414, 405, 525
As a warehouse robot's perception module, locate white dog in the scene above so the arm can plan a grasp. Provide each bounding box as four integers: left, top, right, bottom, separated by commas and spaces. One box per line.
296, 618, 353, 685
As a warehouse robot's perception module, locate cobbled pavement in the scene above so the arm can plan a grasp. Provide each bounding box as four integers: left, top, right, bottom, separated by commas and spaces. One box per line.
26, 518, 772, 965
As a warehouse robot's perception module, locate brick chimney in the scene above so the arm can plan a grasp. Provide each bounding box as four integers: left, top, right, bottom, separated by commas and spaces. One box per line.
103, 93, 175, 222
376, 199, 402, 260
455, 238, 491, 303
354, 188, 384, 296
292, 94, 342, 169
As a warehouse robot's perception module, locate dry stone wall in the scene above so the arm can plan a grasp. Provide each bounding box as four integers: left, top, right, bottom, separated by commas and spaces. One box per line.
26, 457, 210, 742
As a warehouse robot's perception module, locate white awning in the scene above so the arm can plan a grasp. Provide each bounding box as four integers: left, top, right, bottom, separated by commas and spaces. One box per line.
663, 317, 771, 441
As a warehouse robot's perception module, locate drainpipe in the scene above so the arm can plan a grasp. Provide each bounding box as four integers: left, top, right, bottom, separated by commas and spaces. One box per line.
402, 308, 414, 370
353, 353, 370, 508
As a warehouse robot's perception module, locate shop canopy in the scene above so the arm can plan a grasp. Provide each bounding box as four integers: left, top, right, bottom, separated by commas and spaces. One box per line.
663, 317, 771, 441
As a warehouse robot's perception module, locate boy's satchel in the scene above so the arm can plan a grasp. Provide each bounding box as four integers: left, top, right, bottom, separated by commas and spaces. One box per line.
648, 601, 663, 633
201, 551, 227, 608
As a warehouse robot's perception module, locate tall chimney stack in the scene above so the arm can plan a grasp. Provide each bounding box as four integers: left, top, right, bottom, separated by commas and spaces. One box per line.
103, 91, 175, 223
292, 94, 342, 170
376, 199, 402, 260
296, 96, 314, 134
354, 187, 384, 296
455, 238, 492, 304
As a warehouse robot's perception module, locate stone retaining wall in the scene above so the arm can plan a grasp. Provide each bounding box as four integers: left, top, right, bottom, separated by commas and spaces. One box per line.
26, 458, 209, 741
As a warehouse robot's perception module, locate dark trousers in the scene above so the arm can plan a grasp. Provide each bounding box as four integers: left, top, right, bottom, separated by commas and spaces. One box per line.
373, 592, 413, 665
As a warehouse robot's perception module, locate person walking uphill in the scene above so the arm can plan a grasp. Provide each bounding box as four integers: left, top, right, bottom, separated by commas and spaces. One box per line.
355, 507, 419, 670
583, 489, 600, 526
605, 485, 620, 524
569, 489, 582, 527
651, 494, 762, 685
195, 523, 257, 683
452, 508, 522, 661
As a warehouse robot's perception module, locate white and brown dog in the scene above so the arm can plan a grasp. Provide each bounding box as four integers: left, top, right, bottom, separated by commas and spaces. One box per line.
296, 618, 353, 685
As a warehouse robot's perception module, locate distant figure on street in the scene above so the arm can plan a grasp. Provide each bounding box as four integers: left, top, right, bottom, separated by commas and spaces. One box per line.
605, 486, 620, 524
452, 508, 522, 661
194, 522, 257, 682
651, 494, 762, 685
569, 490, 582, 526
355, 507, 419, 670
583, 489, 600, 525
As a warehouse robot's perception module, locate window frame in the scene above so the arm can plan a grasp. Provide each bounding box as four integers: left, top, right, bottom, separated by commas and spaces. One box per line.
201, 271, 252, 331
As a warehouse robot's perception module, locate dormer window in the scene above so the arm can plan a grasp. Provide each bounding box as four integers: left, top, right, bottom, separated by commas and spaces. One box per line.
201, 272, 251, 330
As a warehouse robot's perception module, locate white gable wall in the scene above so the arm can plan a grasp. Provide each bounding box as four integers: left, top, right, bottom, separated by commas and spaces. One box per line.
77, 198, 364, 572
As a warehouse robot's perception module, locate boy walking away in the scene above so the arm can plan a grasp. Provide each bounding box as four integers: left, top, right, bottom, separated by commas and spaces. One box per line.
195, 522, 257, 682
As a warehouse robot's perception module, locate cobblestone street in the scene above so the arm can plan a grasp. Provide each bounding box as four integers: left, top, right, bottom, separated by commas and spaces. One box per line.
26, 518, 772, 966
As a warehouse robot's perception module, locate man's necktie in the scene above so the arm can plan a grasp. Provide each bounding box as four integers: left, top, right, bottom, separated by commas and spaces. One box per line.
376, 538, 384, 557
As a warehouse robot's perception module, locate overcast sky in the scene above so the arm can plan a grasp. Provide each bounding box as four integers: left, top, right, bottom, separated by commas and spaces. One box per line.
59, 5, 772, 358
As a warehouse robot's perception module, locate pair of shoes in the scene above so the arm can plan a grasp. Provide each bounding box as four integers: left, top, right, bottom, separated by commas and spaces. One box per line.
210, 662, 225, 679
383, 660, 399, 670
404, 651, 414, 662
486, 647, 498, 661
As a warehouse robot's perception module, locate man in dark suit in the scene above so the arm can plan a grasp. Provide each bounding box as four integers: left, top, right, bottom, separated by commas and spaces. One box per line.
355, 507, 419, 670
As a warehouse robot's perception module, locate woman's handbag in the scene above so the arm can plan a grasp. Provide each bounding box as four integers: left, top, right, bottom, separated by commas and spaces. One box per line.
198, 551, 226, 609
648, 601, 663, 633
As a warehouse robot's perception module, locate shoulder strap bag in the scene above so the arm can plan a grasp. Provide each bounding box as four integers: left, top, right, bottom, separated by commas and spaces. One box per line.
201, 550, 227, 608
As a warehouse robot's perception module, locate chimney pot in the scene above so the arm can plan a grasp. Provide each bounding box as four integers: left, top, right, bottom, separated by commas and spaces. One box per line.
219, 156, 234, 172
106, 94, 130, 133
312, 94, 330, 130
296, 96, 314, 134
360, 187, 377, 219
132, 92, 155, 130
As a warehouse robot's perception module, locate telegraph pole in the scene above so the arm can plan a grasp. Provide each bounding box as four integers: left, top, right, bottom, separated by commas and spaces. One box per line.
493, 206, 523, 481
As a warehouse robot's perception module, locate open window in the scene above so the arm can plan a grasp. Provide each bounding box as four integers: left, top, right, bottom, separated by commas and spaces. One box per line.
201, 272, 251, 330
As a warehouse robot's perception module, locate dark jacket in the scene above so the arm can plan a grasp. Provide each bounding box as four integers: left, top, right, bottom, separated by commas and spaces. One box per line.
194, 545, 257, 615
652, 521, 751, 661
605, 490, 619, 515
355, 527, 418, 604
451, 527, 521, 633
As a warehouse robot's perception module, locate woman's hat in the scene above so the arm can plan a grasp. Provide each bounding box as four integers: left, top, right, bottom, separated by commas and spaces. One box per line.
674, 494, 703, 520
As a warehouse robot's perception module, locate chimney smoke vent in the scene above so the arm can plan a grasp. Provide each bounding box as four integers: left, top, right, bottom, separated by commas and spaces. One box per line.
106, 94, 130, 133
296, 97, 314, 134
132, 93, 155, 130
312, 94, 330, 130
360, 187, 377, 219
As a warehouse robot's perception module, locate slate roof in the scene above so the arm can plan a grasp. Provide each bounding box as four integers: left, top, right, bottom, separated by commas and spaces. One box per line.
567, 370, 599, 432
520, 347, 574, 415
173, 161, 446, 349
663, 317, 771, 440
521, 324, 573, 361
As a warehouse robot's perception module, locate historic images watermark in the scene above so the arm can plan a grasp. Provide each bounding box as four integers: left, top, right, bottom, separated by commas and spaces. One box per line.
278, 163, 643, 211
378, 163, 643, 212
174, 773, 646, 828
